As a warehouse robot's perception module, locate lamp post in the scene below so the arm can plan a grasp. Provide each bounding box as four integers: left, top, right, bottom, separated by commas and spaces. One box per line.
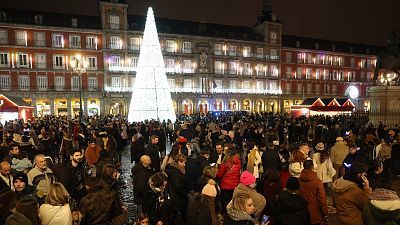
70, 54, 88, 123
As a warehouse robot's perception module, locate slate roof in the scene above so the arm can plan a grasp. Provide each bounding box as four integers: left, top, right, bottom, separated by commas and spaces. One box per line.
127, 15, 261, 41
301, 98, 318, 105
321, 98, 335, 106
336, 98, 351, 106
282, 35, 383, 55
0, 7, 101, 30
1, 94, 32, 107
0, 7, 384, 53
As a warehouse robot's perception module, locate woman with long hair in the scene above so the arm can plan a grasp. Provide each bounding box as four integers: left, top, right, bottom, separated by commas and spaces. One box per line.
289, 150, 307, 178
6, 197, 40, 225
312, 143, 336, 190
224, 193, 255, 225
39, 182, 72, 225
216, 147, 241, 213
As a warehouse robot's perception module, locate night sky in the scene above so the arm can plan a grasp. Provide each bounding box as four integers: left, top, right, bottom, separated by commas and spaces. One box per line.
5, 0, 400, 46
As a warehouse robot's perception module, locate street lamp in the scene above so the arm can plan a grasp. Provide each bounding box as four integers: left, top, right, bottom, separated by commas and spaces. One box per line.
70, 54, 88, 123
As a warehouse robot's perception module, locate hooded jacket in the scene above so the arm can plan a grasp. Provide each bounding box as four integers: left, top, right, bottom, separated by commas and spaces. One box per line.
330, 141, 349, 165
299, 169, 328, 224
332, 177, 372, 225
232, 183, 266, 222
224, 207, 255, 225
39, 204, 72, 225
362, 188, 400, 225
5, 210, 33, 225
272, 190, 311, 225
165, 161, 188, 212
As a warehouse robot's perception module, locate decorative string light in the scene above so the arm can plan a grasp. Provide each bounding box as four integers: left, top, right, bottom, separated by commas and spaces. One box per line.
127, 7, 176, 123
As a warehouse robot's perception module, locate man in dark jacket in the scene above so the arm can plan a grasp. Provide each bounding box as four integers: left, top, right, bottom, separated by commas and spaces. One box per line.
132, 155, 154, 211
273, 177, 311, 225
209, 142, 224, 167
145, 135, 161, 173
53, 148, 87, 202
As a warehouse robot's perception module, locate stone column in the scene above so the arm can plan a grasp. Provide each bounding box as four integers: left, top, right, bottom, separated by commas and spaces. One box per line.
67, 98, 72, 117
83, 98, 88, 117
31, 98, 38, 117
49, 98, 55, 115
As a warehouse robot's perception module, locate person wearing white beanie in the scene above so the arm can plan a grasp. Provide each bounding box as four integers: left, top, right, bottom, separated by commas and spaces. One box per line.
186, 179, 219, 225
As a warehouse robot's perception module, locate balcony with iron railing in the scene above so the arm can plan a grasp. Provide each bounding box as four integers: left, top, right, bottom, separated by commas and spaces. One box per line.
104, 86, 282, 95
34, 40, 46, 47
10, 85, 102, 92
0, 38, 8, 45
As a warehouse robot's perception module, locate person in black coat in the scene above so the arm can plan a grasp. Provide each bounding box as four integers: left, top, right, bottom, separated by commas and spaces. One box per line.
53, 148, 87, 202
272, 177, 311, 225
142, 172, 174, 225
165, 154, 189, 225
209, 142, 225, 166
132, 155, 154, 209
145, 135, 161, 173
131, 134, 145, 164
186, 149, 210, 193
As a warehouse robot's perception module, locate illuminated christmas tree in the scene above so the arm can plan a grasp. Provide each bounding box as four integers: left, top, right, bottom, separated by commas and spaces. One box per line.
128, 7, 176, 123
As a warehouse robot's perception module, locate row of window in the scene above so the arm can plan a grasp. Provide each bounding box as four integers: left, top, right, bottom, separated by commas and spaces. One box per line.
285, 67, 373, 81
0, 30, 99, 49
0, 52, 97, 70
164, 78, 279, 91
214, 61, 279, 76
0, 75, 98, 91
285, 52, 375, 69
285, 83, 342, 95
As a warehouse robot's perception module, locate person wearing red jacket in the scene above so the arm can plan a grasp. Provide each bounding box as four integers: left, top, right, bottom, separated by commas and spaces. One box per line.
216, 148, 241, 213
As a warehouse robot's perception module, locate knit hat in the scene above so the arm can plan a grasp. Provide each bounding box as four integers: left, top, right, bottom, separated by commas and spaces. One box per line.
336, 137, 344, 142
240, 171, 256, 186
315, 142, 325, 151
286, 177, 300, 191
202, 179, 217, 197
13, 172, 28, 185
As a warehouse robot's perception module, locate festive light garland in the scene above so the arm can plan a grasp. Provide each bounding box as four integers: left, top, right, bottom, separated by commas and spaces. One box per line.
127, 7, 176, 123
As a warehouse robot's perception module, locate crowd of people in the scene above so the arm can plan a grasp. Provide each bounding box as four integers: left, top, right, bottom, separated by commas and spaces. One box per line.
0, 112, 399, 225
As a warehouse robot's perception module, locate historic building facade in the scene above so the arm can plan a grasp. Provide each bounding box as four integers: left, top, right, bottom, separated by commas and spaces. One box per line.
0, 0, 379, 117
0, 9, 104, 117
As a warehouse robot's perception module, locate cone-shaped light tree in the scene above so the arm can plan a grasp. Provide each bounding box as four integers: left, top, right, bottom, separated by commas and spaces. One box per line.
128, 7, 176, 123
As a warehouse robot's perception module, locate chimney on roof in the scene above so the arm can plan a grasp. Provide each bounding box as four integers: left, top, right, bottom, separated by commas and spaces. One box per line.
34, 15, 43, 24
72, 18, 78, 28
199, 17, 207, 34
332, 44, 336, 52
262, 0, 273, 15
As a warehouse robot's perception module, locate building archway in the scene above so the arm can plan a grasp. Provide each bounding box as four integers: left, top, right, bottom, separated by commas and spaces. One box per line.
198, 99, 208, 114
242, 99, 251, 111
255, 99, 264, 113
182, 99, 193, 115
109, 100, 125, 115
214, 99, 224, 111
172, 100, 177, 115
228, 99, 239, 111
268, 99, 278, 113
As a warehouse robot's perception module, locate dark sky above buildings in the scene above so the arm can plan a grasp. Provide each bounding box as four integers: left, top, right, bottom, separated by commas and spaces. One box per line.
5, 0, 400, 46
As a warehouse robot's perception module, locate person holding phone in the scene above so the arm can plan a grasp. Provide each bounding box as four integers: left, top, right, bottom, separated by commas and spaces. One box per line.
332, 162, 372, 225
